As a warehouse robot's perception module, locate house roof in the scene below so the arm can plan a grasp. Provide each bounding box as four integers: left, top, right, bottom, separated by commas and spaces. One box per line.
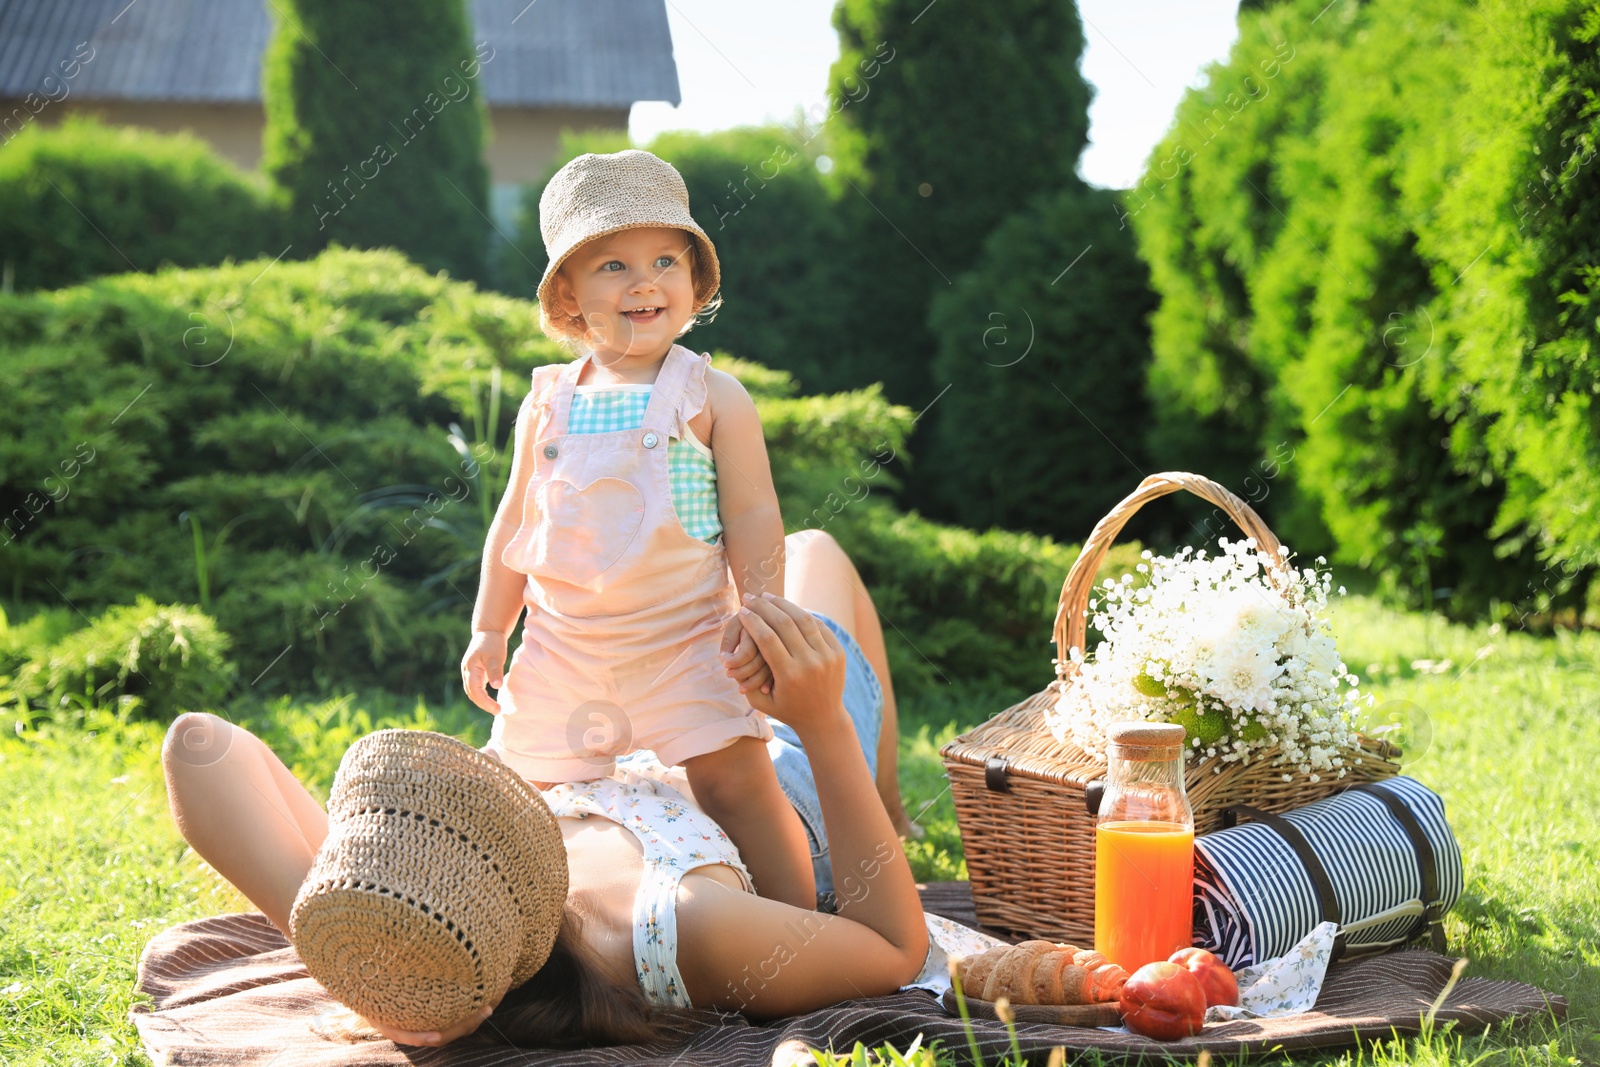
0, 0, 681, 108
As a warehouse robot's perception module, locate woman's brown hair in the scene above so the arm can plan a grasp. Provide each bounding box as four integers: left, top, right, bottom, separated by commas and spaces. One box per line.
486, 909, 675, 1047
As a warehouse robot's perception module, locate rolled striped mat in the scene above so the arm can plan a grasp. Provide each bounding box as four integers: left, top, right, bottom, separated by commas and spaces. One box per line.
1194, 776, 1464, 969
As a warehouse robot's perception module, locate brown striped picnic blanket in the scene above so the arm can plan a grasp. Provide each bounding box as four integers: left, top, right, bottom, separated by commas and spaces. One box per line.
131, 882, 1566, 1065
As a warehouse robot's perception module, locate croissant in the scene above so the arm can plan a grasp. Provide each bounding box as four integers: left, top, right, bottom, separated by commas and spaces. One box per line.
1070, 948, 1130, 1004
955, 941, 1129, 1006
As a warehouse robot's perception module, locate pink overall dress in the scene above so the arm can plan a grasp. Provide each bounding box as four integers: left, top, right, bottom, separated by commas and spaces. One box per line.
485, 344, 774, 784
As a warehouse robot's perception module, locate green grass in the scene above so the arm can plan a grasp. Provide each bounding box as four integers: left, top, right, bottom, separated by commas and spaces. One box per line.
0, 595, 1595, 1065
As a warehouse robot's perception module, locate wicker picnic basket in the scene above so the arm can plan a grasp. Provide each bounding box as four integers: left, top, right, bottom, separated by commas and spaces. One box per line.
939, 471, 1402, 944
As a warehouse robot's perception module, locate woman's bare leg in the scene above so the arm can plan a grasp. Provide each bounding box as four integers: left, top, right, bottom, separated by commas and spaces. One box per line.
783, 530, 919, 839
161, 711, 329, 938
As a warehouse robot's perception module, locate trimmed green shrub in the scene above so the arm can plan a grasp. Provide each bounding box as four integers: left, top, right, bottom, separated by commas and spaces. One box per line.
0, 245, 1140, 708
925, 184, 1157, 541
0, 605, 78, 677
0, 115, 282, 293
261, 0, 492, 285
828, 502, 1144, 706
15, 596, 233, 719
0, 245, 563, 700
757, 379, 912, 517
736, 357, 1143, 702
713, 356, 800, 401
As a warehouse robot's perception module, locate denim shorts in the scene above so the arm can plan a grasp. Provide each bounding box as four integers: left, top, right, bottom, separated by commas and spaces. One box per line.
767, 611, 885, 908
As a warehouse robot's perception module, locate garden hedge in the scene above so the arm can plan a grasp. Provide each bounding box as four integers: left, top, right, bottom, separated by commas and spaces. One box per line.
0, 246, 1135, 717
0, 115, 282, 293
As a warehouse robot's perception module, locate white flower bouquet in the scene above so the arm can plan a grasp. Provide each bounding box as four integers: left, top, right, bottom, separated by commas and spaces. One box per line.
1044, 536, 1371, 781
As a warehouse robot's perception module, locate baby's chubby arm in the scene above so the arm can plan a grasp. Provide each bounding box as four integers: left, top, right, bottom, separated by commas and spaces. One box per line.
697, 368, 784, 695
701, 368, 784, 598
462, 390, 541, 714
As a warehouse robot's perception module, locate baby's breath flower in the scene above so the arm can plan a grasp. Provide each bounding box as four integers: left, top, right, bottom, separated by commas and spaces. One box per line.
1045, 535, 1363, 778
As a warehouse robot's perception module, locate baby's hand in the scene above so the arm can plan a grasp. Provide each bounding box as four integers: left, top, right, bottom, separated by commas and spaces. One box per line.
719, 612, 773, 697
461, 630, 508, 714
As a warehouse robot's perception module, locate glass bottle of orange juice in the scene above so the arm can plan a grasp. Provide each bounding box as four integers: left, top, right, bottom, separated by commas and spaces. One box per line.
1094, 722, 1195, 972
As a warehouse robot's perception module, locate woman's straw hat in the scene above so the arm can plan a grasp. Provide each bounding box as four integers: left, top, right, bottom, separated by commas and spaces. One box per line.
536, 149, 721, 338
289, 729, 568, 1033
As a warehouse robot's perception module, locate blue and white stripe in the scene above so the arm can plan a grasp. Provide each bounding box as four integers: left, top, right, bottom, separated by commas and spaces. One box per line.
1192, 777, 1463, 968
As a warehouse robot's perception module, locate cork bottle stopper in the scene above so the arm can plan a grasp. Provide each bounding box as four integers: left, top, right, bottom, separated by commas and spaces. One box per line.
1106, 721, 1185, 760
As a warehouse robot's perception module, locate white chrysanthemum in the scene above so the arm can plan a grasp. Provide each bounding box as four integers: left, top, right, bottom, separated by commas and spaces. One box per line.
1043, 536, 1364, 779
1218, 587, 1292, 646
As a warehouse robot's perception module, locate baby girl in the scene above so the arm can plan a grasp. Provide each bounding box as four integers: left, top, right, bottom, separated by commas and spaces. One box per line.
461, 149, 814, 908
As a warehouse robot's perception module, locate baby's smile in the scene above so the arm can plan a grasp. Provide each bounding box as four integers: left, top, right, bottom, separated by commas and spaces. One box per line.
622, 305, 666, 325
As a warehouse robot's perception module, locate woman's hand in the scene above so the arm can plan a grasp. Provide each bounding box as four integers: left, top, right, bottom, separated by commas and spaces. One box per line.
369, 998, 498, 1047
365, 1001, 497, 1047
735, 593, 848, 738
719, 614, 774, 696
461, 630, 509, 714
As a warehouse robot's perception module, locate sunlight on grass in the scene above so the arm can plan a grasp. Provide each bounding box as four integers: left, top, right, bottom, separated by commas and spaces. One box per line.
0, 713, 249, 1066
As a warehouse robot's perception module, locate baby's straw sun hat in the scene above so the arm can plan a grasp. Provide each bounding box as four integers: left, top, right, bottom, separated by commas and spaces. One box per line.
536, 149, 721, 339
288, 729, 568, 1033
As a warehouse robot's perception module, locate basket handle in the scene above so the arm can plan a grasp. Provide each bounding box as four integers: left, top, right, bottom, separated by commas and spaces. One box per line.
1052, 472, 1285, 677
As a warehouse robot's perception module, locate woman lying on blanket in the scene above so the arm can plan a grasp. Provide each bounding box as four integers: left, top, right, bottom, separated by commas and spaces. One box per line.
161, 531, 994, 1050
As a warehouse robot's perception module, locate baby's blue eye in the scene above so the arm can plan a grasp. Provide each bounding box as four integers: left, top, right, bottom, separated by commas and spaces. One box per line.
655, 254, 676, 269
601, 260, 624, 272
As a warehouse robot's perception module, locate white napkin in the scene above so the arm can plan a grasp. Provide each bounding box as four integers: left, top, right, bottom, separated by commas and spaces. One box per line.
1205, 920, 1338, 1021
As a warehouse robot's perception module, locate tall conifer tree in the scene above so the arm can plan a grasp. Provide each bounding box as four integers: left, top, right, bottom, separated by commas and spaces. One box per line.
262, 0, 491, 283
824, 0, 1093, 407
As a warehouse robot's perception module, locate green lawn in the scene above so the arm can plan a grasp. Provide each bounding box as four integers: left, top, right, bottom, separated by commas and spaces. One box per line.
1, 595, 1594, 1065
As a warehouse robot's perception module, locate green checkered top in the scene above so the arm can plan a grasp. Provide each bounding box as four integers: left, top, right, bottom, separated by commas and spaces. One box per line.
567, 385, 722, 543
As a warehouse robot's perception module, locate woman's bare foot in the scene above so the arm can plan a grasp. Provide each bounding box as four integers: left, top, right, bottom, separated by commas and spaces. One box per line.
885, 790, 924, 840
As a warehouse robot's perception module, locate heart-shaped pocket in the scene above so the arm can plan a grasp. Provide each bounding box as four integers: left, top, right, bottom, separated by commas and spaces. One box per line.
529, 477, 645, 587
